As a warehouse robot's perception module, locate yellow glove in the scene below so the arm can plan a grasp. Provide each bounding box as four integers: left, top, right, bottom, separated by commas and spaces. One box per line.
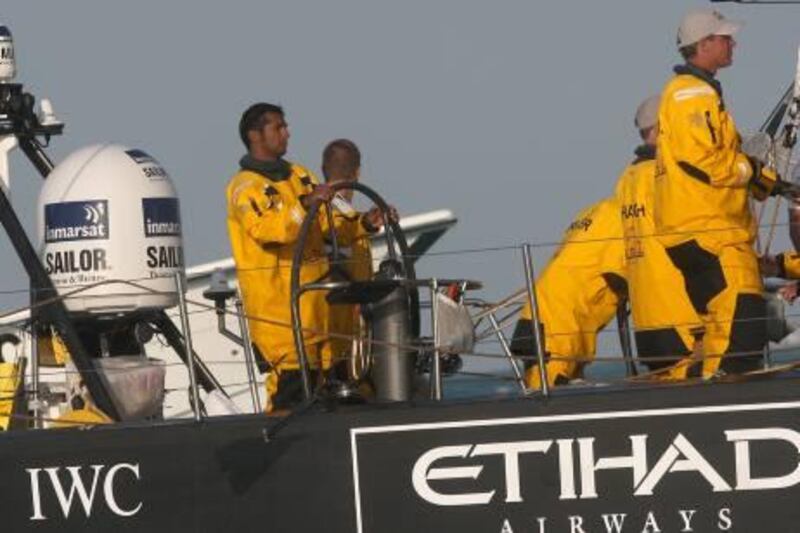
748, 157, 779, 201
776, 252, 800, 279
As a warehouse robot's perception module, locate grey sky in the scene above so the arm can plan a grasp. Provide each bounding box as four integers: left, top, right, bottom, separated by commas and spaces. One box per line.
0, 0, 798, 311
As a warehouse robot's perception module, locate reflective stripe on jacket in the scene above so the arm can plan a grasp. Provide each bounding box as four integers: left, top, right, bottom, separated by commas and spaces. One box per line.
655, 65, 756, 254
226, 162, 359, 368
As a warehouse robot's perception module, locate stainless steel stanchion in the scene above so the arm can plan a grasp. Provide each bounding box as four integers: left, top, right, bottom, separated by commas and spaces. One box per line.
487, 312, 527, 394
521, 244, 549, 397
175, 273, 202, 421
30, 325, 40, 429
429, 278, 443, 400
234, 292, 262, 413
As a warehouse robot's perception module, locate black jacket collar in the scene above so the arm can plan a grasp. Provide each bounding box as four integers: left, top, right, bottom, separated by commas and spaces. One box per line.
674, 63, 723, 98
240, 155, 292, 181
633, 144, 656, 164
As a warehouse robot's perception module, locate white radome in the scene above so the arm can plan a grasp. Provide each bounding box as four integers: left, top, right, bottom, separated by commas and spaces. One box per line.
37, 144, 184, 314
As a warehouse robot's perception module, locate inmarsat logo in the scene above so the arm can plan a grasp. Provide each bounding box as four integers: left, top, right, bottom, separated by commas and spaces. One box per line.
142, 197, 181, 237
84, 204, 104, 224
45, 200, 109, 243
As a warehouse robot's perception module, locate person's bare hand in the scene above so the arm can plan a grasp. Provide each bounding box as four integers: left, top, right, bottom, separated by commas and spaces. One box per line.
361, 205, 400, 232
780, 282, 800, 304
362, 207, 384, 232
302, 183, 335, 207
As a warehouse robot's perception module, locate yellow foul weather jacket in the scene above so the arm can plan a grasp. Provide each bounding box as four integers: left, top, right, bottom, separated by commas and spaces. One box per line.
614, 145, 701, 362
0, 362, 21, 430
655, 65, 767, 379
518, 197, 626, 382
655, 64, 757, 255
226, 157, 359, 371
326, 209, 374, 363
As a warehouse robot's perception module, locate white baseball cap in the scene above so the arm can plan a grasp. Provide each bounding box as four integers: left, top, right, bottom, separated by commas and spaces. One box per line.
677, 8, 742, 49
635, 95, 660, 131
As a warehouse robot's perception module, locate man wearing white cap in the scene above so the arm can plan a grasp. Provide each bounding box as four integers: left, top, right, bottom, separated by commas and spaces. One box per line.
614, 95, 702, 373
654, 8, 781, 379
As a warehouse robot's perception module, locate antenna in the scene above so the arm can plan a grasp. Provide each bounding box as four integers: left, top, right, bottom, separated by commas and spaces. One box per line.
0, 24, 122, 420
0, 26, 15, 82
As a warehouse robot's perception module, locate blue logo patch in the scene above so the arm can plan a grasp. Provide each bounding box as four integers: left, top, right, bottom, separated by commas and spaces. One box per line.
142, 197, 181, 237
125, 149, 158, 166
127, 149, 169, 180
44, 200, 109, 243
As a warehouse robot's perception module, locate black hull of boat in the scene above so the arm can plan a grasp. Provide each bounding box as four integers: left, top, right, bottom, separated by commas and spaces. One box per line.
4, 376, 800, 532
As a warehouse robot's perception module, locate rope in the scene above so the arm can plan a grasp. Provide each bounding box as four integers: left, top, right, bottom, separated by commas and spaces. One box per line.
0, 213, 795, 402
6, 273, 800, 364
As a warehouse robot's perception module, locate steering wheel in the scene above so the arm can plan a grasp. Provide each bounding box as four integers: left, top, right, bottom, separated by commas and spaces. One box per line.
289, 181, 420, 399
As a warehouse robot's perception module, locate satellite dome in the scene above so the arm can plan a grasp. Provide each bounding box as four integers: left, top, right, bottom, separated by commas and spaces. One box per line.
37, 144, 184, 314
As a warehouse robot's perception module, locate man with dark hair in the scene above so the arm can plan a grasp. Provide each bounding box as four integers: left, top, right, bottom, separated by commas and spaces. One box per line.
226, 104, 362, 411
655, 9, 784, 378
238, 102, 286, 149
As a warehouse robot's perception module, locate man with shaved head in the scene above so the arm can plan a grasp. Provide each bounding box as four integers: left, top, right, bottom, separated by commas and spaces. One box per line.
321, 139, 397, 379
615, 95, 702, 372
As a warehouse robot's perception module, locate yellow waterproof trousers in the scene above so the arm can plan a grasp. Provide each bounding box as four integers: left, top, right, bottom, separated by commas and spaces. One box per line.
0, 362, 21, 430
664, 242, 765, 379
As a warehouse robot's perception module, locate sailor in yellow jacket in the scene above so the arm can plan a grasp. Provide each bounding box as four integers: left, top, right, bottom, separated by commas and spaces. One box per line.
511, 197, 626, 388
320, 139, 377, 376
614, 95, 703, 371
227, 103, 362, 410
763, 205, 800, 280
758, 203, 800, 297
655, 9, 783, 378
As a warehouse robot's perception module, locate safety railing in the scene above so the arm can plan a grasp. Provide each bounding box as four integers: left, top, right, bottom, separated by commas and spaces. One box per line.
0, 215, 799, 428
